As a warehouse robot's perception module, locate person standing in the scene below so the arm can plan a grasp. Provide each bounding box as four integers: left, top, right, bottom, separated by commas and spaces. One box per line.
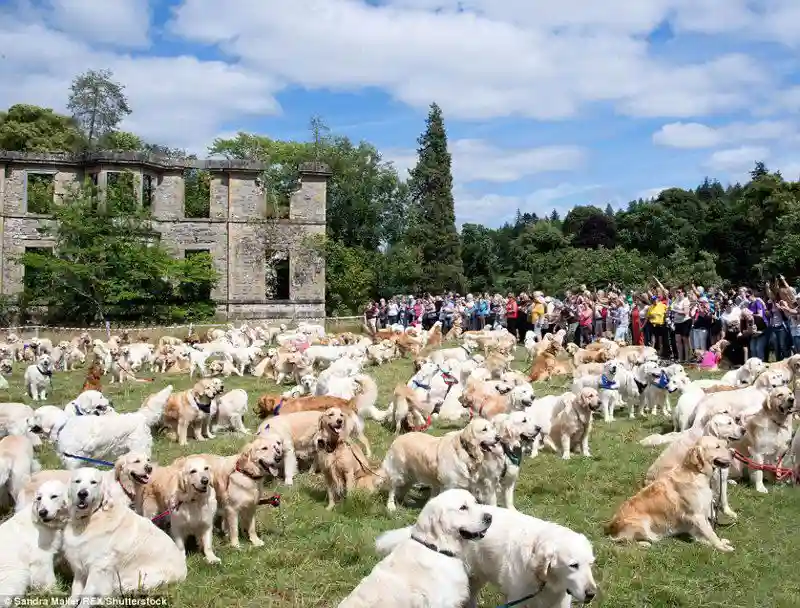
505, 293, 518, 339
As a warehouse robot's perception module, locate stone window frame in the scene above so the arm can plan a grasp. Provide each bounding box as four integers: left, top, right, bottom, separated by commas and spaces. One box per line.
265, 249, 291, 301
24, 169, 57, 216
142, 173, 155, 209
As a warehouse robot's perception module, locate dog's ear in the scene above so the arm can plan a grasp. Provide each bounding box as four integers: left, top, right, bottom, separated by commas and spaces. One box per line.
532, 540, 557, 583
236, 447, 262, 477
459, 423, 482, 461
177, 467, 189, 494
100, 476, 116, 511
685, 444, 706, 473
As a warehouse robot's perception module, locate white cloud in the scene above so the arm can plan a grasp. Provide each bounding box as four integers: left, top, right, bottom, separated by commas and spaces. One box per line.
705, 146, 770, 173
653, 120, 792, 149
0, 18, 281, 152
455, 183, 606, 226
384, 139, 585, 186
43, 0, 151, 48
167, 0, 775, 122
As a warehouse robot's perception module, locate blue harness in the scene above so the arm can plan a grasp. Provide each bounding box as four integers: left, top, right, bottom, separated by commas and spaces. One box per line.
600, 374, 618, 390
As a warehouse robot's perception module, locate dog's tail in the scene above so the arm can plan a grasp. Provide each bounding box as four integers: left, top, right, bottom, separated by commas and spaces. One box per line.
138, 385, 173, 427
638, 431, 681, 447
351, 374, 381, 420
374, 526, 413, 556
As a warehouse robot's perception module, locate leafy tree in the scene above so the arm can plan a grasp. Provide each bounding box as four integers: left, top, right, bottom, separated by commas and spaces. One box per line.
18, 183, 217, 324
0, 104, 83, 152
67, 69, 132, 148
460, 223, 499, 292
406, 103, 464, 293
322, 239, 377, 316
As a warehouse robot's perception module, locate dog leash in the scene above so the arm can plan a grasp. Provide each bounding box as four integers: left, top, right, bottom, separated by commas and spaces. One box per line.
63, 453, 115, 467
732, 450, 798, 483
494, 583, 545, 607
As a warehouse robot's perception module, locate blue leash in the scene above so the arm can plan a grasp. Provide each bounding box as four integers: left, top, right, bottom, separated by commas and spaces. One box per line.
495, 585, 543, 607
63, 453, 115, 467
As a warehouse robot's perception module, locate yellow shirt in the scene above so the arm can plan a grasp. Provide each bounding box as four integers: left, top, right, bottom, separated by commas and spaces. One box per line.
647, 301, 666, 325
530, 303, 545, 322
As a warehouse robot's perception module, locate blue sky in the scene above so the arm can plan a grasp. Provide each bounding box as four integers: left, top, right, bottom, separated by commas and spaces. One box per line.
2, 0, 800, 226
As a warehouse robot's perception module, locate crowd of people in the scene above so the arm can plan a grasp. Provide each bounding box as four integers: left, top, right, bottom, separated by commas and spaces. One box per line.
363, 275, 800, 366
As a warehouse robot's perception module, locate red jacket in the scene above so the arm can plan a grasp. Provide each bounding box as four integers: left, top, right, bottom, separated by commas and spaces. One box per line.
506, 299, 518, 319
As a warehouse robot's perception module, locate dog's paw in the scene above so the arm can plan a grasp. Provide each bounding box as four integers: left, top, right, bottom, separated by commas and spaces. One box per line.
727, 479, 738, 486
637, 541, 652, 548
718, 539, 734, 552
205, 555, 222, 565
250, 537, 265, 548
755, 486, 769, 494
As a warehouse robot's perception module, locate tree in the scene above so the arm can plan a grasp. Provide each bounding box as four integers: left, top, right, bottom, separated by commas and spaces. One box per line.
460, 224, 499, 292
18, 183, 217, 324
0, 104, 83, 152
406, 103, 464, 293
67, 69, 132, 148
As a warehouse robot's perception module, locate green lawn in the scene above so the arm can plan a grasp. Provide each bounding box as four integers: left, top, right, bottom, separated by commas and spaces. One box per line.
3, 351, 799, 608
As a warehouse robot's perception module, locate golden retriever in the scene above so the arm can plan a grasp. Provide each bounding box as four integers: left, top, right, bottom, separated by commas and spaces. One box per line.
337, 489, 492, 608
312, 412, 384, 509
63, 467, 187, 600
542, 387, 601, 459
199, 434, 284, 547
605, 436, 734, 552
16, 452, 153, 510
728, 385, 796, 493
163, 378, 223, 445
258, 408, 347, 486
381, 418, 499, 512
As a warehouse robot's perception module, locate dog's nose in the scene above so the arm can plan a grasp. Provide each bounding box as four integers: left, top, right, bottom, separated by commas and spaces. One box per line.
482, 513, 492, 526
201, 476, 210, 486
585, 590, 596, 602
38, 508, 48, 518
77, 489, 88, 500
534, 425, 542, 434
144, 464, 153, 474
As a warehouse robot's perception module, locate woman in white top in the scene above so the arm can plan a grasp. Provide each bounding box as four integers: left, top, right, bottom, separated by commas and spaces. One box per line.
670, 287, 692, 363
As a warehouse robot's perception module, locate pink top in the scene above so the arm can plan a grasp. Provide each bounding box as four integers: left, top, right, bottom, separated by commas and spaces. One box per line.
700, 351, 720, 369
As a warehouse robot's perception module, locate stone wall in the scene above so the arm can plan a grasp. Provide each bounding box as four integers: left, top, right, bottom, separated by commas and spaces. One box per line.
0, 152, 330, 321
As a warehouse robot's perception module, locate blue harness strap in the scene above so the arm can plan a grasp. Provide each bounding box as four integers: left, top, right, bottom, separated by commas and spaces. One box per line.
413, 380, 432, 390
274, 399, 284, 415
654, 370, 669, 390
600, 374, 618, 390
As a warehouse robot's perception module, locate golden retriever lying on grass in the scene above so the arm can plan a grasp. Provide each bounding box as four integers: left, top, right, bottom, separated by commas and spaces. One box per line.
605, 436, 734, 552
312, 411, 384, 510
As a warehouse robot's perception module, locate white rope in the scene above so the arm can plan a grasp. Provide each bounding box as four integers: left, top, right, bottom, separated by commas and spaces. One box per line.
1, 316, 363, 333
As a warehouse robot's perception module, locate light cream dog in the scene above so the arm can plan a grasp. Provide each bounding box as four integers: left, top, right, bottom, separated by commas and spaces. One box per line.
381, 418, 499, 512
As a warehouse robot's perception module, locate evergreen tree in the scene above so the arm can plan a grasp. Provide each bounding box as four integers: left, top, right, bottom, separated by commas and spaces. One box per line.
406, 103, 464, 293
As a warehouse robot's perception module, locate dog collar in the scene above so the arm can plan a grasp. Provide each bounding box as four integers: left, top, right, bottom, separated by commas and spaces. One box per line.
634, 378, 646, 394
410, 535, 457, 558
234, 463, 265, 480
274, 399, 283, 415
502, 442, 522, 467
654, 371, 669, 390
38, 364, 52, 377
195, 400, 212, 414
412, 380, 431, 391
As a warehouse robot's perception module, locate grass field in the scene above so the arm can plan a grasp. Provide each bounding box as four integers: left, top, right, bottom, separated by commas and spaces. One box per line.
3, 348, 800, 608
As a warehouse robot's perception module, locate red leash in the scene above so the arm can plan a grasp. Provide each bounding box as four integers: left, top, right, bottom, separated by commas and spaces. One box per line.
732, 450, 798, 483
150, 494, 281, 523
411, 415, 432, 432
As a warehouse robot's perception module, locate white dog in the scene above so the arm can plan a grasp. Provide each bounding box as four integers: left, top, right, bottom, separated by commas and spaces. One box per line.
338, 489, 493, 608
170, 456, 220, 564
53, 386, 172, 470
211, 388, 249, 434
24, 354, 53, 401
572, 360, 620, 423
376, 505, 598, 608
0, 435, 41, 509
63, 468, 187, 603
0, 479, 69, 597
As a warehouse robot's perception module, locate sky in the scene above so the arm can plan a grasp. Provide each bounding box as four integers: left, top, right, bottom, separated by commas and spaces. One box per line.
2, 0, 800, 227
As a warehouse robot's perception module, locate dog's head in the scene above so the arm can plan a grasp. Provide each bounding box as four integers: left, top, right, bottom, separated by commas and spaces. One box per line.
37, 354, 53, 374
764, 385, 796, 417
321, 407, 347, 437
531, 530, 598, 603
665, 372, 691, 394
69, 467, 112, 517
510, 384, 535, 408
577, 387, 601, 412
210, 377, 224, 395
566, 343, 579, 355
192, 378, 219, 402
73, 390, 112, 415
300, 374, 316, 391
114, 452, 153, 486
706, 413, 746, 442
685, 436, 732, 475
32, 479, 69, 526
178, 456, 213, 496
743, 357, 766, 379
412, 488, 492, 556
256, 395, 283, 417
754, 370, 784, 390
237, 434, 284, 478
461, 417, 499, 455
500, 411, 542, 451
602, 360, 618, 378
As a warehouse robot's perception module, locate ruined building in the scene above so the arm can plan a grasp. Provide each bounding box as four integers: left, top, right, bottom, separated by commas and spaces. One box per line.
0, 151, 330, 320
